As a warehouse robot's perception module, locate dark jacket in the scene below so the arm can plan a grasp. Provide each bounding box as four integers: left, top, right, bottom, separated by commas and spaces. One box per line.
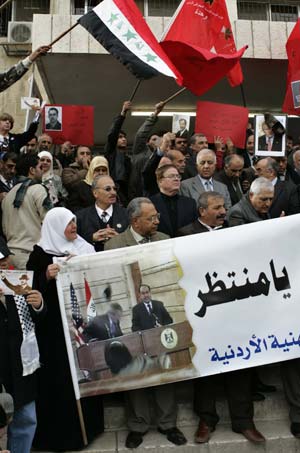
6, 122, 38, 155
150, 192, 198, 237
67, 180, 94, 213
0, 294, 46, 410
132, 300, 173, 332
83, 314, 123, 342
76, 204, 129, 251
177, 220, 227, 236
215, 169, 243, 206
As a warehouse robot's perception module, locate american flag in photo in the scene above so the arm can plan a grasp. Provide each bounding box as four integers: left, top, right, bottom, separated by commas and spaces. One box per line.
70, 282, 85, 347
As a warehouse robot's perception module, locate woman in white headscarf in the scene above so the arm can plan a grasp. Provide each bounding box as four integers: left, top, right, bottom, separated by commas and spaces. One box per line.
26, 208, 103, 451
38, 151, 68, 206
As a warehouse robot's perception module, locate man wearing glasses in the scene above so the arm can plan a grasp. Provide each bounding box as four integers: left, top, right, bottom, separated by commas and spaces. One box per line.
151, 164, 197, 237
76, 175, 128, 251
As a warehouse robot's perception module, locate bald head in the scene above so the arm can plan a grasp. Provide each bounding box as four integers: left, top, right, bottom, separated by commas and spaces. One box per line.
166, 149, 186, 174
224, 154, 244, 181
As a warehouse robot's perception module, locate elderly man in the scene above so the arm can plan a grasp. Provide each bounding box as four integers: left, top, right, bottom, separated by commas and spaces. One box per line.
180, 149, 231, 210
105, 197, 168, 249
151, 164, 197, 237
2, 155, 51, 269
215, 155, 244, 206
254, 157, 298, 217
83, 303, 123, 342
227, 177, 274, 226
178, 191, 226, 235
184, 133, 209, 177
62, 145, 92, 190
76, 175, 128, 251
104, 197, 185, 448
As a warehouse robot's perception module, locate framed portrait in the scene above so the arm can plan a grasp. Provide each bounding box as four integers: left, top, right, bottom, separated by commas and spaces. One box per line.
45, 105, 63, 131
254, 114, 287, 157
291, 81, 300, 109
172, 114, 190, 138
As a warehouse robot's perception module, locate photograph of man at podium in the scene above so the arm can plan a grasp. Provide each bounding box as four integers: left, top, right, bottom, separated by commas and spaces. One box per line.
132, 284, 173, 331
83, 303, 123, 342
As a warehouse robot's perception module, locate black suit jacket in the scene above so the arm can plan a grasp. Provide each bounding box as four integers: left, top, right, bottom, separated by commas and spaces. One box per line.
150, 192, 198, 237
270, 179, 295, 218
258, 134, 283, 152
215, 170, 242, 206
83, 314, 123, 342
132, 300, 173, 332
76, 204, 129, 251
177, 220, 227, 236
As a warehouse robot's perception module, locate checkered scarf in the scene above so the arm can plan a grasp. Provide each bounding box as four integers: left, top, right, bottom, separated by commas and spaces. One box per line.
14, 295, 40, 376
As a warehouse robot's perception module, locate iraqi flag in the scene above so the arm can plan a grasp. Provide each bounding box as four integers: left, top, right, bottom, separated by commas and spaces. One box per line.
78, 0, 182, 83
160, 0, 247, 96
282, 19, 300, 115
84, 278, 97, 321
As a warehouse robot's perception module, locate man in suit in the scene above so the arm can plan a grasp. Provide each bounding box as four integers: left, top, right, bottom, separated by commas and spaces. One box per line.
132, 284, 172, 331
45, 107, 62, 131
150, 164, 197, 237
180, 149, 232, 210
104, 197, 186, 449
215, 155, 244, 206
257, 122, 283, 152
105, 197, 169, 250
177, 191, 226, 236
76, 175, 129, 251
184, 133, 208, 178
175, 118, 188, 138
254, 157, 299, 217
83, 303, 123, 342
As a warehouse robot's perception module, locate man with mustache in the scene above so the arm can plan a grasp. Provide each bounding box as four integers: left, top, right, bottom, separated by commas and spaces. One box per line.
177, 191, 227, 236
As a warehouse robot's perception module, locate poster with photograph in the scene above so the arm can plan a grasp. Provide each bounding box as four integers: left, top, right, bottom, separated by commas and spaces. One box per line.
0, 270, 33, 295
254, 114, 287, 157
56, 215, 300, 400
291, 81, 300, 109
172, 114, 190, 138
45, 106, 62, 131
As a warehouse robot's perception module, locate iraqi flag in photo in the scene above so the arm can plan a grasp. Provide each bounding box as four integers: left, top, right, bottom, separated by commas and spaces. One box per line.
78, 0, 183, 84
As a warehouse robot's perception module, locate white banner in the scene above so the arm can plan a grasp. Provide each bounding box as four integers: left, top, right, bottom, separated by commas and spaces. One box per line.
56, 215, 300, 399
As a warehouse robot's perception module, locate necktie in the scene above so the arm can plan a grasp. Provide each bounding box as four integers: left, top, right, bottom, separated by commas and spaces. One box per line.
204, 181, 211, 192
139, 237, 150, 244
146, 302, 152, 314
267, 137, 272, 151
233, 181, 243, 200
110, 321, 118, 337
101, 211, 108, 223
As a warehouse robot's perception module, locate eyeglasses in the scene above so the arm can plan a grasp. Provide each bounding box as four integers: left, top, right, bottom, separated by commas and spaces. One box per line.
162, 174, 182, 180
97, 185, 117, 192
145, 213, 160, 222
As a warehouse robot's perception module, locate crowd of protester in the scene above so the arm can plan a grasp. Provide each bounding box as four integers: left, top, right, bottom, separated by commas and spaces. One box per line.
2, 53, 300, 453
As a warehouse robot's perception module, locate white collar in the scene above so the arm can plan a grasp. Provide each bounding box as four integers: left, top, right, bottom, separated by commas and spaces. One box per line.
199, 219, 223, 231
95, 204, 113, 219
130, 226, 145, 244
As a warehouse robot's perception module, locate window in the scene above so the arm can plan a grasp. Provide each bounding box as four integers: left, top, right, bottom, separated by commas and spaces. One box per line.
237, 1, 299, 22
0, 0, 49, 37
73, 0, 99, 15
147, 0, 181, 16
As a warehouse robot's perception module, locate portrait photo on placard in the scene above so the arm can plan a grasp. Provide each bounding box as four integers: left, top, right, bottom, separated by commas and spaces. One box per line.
45, 106, 63, 131
291, 81, 300, 109
254, 114, 287, 157
172, 114, 190, 138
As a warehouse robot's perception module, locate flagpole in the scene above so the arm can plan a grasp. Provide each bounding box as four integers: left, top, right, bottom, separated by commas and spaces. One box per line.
48, 22, 79, 47
162, 87, 186, 105
240, 84, 247, 107
129, 80, 142, 102
76, 400, 88, 446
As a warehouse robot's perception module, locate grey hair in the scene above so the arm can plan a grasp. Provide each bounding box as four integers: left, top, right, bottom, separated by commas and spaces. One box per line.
256, 157, 279, 175
127, 197, 153, 221
91, 175, 113, 190
224, 154, 244, 167
250, 177, 274, 195
196, 149, 216, 165
293, 150, 300, 163
197, 191, 224, 210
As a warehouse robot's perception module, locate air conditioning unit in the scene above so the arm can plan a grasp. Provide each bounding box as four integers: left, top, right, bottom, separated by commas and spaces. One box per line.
8, 22, 32, 44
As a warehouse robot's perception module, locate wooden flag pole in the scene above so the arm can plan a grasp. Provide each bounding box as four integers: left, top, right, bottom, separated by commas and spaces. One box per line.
129, 80, 142, 102
76, 400, 88, 446
48, 22, 79, 47
0, 0, 13, 13
162, 87, 186, 105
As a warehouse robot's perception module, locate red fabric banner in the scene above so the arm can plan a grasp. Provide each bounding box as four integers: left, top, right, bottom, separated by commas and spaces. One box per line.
282, 19, 300, 116
161, 0, 246, 96
195, 101, 249, 149
43, 105, 94, 145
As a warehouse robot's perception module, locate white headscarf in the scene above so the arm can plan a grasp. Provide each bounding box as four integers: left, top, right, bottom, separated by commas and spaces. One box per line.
37, 207, 95, 256
38, 150, 54, 181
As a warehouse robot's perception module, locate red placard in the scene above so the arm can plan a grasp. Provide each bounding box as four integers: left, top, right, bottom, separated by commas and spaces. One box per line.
195, 101, 249, 149
43, 105, 94, 145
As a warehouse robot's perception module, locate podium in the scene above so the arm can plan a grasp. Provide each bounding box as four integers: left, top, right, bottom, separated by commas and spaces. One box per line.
77, 321, 193, 380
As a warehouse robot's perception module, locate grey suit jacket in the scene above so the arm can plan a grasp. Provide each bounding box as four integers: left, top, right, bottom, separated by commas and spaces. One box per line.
104, 227, 169, 250
179, 175, 232, 210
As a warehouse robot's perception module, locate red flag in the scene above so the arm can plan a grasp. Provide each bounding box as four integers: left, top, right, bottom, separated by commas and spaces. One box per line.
282, 19, 300, 115
161, 0, 246, 96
